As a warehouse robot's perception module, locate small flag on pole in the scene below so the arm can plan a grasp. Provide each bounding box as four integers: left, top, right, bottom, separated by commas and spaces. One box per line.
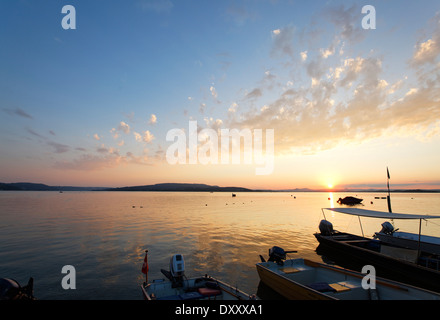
386, 167, 392, 213
142, 250, 149, 282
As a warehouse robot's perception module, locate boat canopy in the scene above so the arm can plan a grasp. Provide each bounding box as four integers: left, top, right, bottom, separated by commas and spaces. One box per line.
323, 208, 440, 220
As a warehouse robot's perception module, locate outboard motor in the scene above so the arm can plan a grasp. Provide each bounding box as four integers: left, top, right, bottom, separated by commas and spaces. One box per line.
170, 254, 185, 279
319, 220, 334, 236
0, 278, 34, 300
379, 221, 396, 235
265, 246, 297, 265
268, 246, 286, 264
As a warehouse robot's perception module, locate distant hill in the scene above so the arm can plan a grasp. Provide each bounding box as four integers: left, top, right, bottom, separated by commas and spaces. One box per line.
0, 182, 105, 191
104, 183, 253, 192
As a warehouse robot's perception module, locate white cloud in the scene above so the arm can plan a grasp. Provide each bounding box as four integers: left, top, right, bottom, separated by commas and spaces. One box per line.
93, 134, 100, 141
110, 128, 119, 139
204, 117, 223, 132
228, 102, 238, 113
133, 132, 142, 142
225, 15, 440, 156
411, 13, 440, 66
320, 48, 334, 59
210, 86, 218, 99
149, 114, 157, 125
300, 51, 308, 62
143, 130, 155, 143
412, 38, 440, 66
405, 88, 418, 96
118, 121, 130, 134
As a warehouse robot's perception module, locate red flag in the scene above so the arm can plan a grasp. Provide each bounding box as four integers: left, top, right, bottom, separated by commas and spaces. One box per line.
142, 250, 149, 274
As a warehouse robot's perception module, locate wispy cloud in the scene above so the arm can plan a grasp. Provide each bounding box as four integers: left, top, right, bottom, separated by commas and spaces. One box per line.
245, 88, 263, 100
410, 13, 440, 66
225, 4, 257, 26
323, 4, 366, 44
26, 128, 45, 139
54, 154, 124, 171
138, 0, 173, 13
3, 107, 33, 119
53, 151, 153, 171
47, 141, 70, 154
270, 26, 296, 59
210, 85, 221, 103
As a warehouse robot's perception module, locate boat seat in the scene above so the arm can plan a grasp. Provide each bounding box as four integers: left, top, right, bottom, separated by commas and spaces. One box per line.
329, 282, 352, 293
307, 282, 336, 293
156, 291, 205, 300
198, 287, 222, 297
180, 291, 205, 300
307, 281, 358, 293
279, 267, 301, 274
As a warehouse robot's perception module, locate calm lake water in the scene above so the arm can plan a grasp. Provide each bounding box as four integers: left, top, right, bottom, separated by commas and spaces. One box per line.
1, 191, 440, 300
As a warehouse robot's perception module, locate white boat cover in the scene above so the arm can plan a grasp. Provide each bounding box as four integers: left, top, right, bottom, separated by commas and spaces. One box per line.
323, 208, 440, 220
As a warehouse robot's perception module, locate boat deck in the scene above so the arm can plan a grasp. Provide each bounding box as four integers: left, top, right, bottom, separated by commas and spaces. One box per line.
257, 258, 440, 300
142, 276, 254, 300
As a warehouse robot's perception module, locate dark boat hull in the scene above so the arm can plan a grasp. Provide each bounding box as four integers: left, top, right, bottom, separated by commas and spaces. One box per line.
336, 196, 363, 205
314, 232, 440, 293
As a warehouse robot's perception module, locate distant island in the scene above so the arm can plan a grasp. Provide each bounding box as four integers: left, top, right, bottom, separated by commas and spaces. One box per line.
0, 182, 106, 191
104, 183, 252, 192
0, 182, 439, 193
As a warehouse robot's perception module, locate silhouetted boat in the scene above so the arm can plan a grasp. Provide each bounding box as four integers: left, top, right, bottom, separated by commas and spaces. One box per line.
140, 252, 255, 300
315, 207, 440, 293
337, 196, 363, 205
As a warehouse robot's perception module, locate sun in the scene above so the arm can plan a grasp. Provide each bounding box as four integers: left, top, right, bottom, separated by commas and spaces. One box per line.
327, 183, 334, 189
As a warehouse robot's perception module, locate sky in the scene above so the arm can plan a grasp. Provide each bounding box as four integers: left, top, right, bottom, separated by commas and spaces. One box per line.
1, 0, 440, 190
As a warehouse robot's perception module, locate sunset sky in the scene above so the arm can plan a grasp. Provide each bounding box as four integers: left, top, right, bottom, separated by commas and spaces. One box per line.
1, 0, 440, 190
